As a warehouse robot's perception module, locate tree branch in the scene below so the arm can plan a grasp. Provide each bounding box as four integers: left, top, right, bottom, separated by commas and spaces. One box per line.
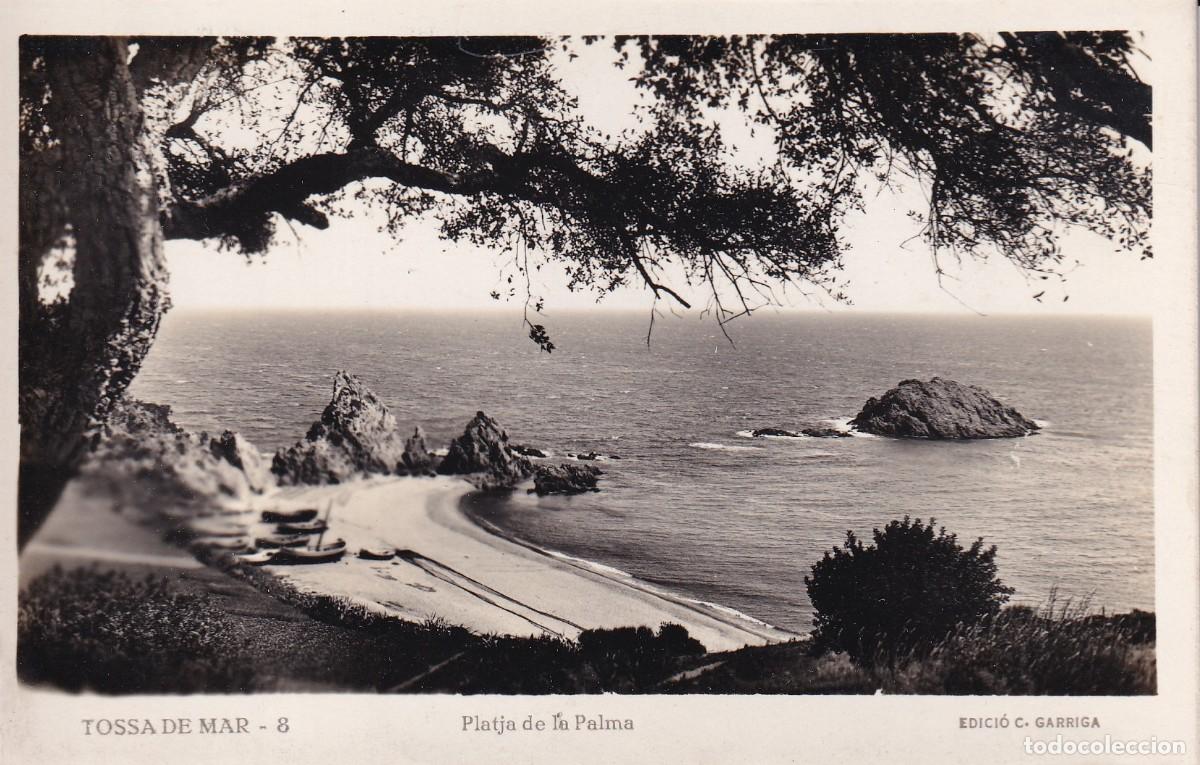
1000, 32, 1152, 149
128, 37, 216, 95
162, 147, 482, 240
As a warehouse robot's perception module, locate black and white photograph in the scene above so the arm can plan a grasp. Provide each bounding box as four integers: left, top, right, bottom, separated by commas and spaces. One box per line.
4, 1, 1198, 762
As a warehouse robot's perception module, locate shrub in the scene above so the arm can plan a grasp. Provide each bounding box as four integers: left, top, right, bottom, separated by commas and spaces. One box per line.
805, 516, 1013, 661
576, 624, 706, 692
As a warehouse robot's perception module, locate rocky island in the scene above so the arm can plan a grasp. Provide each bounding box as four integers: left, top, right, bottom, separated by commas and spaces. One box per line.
850, 377, 1040, 439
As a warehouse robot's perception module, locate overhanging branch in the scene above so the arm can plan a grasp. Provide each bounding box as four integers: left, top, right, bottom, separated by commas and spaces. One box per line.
161, 147, 489, 241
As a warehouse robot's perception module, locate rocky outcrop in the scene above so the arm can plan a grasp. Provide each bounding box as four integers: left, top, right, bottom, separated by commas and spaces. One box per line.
83, 398, 270, 515
751, 427, 800, 438
532, 463, 602, 495
272, 371, 408, 485
210, 430, 272, 492
437, 411, 532, 489
566, 451, 621, 460
511, 444, 549, 459
750, 426, 851, 439
850, 377, 1040, 439
401, 426, 434, 475
799, 427, 852, 439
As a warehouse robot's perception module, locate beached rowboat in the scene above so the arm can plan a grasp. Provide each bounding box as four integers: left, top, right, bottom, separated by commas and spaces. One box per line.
260, 508, 319, 524
276, 520, 328, 534
357, 547, 396, 561
236, 549, 278, 565
255, 533, 311, 548
269, 539, 346, 565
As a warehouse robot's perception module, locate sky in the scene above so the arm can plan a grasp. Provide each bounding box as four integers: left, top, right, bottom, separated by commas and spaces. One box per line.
164, 198, 1155, 316
163, 39, 1154, 317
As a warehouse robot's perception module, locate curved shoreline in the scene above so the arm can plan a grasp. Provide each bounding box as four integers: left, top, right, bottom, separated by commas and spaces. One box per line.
459, 492, 794, 639
261, 476, 798, 651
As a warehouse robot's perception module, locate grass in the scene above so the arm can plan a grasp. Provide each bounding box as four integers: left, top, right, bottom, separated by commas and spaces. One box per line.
875, 598, 1156, 695
17, 565, 713, 694
17, 566, 257, 693
18, 565, 1154, 696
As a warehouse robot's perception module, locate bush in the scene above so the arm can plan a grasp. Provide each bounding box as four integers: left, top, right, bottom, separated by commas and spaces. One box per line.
397, 623, 706, 694
805, 516, 1013, 661
576, 624, 706, 692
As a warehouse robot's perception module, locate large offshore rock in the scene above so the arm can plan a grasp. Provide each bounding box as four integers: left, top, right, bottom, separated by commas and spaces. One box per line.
532, 463, 602, 495
272, 371, 408, 485
437, 411, 532, 489
850, 377, 1040, 439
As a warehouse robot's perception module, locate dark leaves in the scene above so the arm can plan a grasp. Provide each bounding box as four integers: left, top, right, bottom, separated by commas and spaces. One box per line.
21, 34, 1150, 320
527, 323, 555, 353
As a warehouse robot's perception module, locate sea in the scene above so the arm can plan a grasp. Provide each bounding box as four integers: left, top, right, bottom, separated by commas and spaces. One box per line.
130, 310, 1154, 634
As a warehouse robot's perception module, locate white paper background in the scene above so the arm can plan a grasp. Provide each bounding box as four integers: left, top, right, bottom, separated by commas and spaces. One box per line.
1, 2, 1196, 763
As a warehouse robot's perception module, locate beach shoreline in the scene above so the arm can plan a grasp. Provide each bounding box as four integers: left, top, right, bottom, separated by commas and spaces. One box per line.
257, 476, 797, 651
18, 427, 1156, 697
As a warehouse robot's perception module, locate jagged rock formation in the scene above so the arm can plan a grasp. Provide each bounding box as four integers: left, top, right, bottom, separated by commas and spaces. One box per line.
401, 426, 435, 475
532, 463, 602, 495
210, 430, 272, 492
850, 377, 1040, 439
437, 411, 532, 489
82, 398, 270, 515
272, 371, 408, 485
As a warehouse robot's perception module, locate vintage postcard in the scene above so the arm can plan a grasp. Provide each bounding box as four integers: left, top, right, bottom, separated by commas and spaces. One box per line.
2, 0, 1197, 763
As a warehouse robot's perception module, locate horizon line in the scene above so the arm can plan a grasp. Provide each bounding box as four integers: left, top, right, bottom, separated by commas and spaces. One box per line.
162, 305, 1153, 319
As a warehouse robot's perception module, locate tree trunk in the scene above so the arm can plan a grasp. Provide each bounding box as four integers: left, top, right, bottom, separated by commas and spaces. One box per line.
18, 37, 170, 548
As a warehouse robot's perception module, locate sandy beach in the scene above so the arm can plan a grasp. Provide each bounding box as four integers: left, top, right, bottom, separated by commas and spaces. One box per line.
258, 476, 796, 651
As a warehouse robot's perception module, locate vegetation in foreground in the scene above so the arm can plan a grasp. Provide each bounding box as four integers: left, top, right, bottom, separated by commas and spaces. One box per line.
805, 516, 1016, 662
668, 601, 1155, 695
18, 560, 1154, 695
17, 565, 707, 694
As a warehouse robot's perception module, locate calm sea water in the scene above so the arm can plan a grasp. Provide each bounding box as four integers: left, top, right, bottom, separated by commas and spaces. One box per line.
131, 310, 1154, 633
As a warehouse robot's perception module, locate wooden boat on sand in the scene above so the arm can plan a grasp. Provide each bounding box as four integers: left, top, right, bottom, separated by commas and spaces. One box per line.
269, 539, 346, 565
261, 508, 320, 524
255, 533, 311, 548
237, 549, 278, 565
357, 547, 396, 561
276, 520, 328, 534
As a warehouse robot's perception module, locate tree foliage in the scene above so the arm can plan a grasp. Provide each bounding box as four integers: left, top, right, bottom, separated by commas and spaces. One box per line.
16, 33, 1152, 545
804, 516, 1015, 661
623, 33, 1151, 285
20, 33, 1153, 327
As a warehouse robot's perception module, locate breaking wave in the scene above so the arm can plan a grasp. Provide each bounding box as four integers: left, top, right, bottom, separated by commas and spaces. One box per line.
690, 442, 762, 452
735, 429, 807, 440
